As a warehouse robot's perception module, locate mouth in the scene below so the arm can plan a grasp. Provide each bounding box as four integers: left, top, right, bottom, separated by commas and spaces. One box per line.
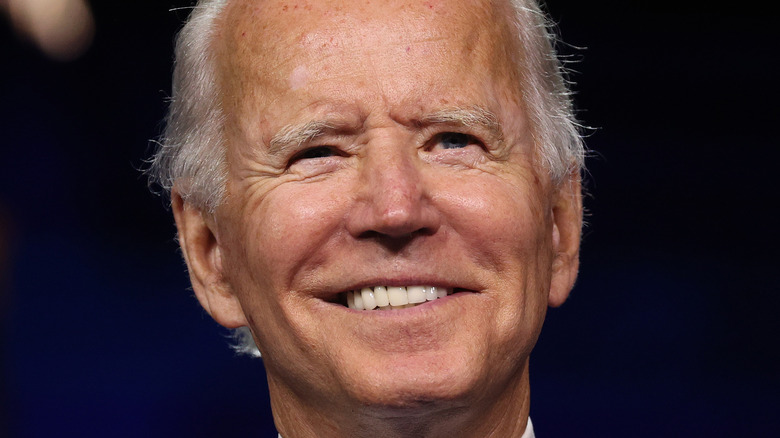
343, 286, 454, 311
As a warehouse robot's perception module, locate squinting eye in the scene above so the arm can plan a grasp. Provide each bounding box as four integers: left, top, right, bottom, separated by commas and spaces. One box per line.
291, 146, 338, 162
438, 132, 477, 149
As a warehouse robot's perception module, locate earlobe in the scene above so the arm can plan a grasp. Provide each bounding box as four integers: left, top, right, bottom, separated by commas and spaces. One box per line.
172, 191, 248, 328
548, 174, 583, 308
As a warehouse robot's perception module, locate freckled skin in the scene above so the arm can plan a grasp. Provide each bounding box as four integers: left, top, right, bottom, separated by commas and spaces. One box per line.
174, 0, 582, 437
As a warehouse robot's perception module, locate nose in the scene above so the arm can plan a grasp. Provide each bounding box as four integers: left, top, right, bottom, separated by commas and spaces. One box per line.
346, 144, 441, 242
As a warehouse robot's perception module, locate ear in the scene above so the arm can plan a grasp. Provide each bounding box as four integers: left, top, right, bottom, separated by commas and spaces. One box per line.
171, 190, 248, 328
548, 172, 583, 307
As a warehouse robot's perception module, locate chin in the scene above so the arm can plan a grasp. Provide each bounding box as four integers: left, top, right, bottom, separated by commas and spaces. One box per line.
333, 339, 498, 412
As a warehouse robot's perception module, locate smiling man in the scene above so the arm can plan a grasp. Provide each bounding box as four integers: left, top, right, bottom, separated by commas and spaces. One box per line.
149, 0, 584, 436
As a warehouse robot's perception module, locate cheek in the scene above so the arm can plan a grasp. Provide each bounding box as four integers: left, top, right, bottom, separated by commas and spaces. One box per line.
236, 181, 350, 288
439, 173, 550, 273
449, 176, 552, 348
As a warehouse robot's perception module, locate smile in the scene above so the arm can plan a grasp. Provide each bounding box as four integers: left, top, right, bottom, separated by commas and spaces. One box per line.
344, 286, 453, 310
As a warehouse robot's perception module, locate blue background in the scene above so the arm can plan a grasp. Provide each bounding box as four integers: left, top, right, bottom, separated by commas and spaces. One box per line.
1, 1, 778, 436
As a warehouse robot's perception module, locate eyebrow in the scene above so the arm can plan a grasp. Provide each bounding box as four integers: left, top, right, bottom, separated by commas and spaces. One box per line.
421, 107, 504, 142
266, 106, 504, 157
267, 120, 337, 157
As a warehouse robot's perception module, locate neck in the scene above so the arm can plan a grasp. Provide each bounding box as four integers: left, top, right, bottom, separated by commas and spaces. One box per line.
270, 359, 532, 438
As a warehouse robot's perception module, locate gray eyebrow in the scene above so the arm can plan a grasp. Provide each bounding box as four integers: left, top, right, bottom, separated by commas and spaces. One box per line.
420, 107, 504, 142
266, 106, 503, 157
267, 120, 336, 157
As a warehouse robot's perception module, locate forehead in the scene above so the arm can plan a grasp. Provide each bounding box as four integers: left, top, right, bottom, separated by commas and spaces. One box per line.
219, 0, 514, 56
216, 0, 522, 133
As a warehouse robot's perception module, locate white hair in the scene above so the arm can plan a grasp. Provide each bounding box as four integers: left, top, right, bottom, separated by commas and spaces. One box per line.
148, 0, 229, 213
509, 0, 585, 184
148, 0, 585, 357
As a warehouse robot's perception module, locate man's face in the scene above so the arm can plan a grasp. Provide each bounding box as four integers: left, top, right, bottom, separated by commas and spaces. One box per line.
190, 0, 579, 419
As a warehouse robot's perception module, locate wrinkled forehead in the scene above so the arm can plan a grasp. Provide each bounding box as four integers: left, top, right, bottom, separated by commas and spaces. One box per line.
214, 0, 521, 105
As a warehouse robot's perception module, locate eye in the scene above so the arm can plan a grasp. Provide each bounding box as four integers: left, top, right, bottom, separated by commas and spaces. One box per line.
435, 132, 481, 150
290, 146, 339, 163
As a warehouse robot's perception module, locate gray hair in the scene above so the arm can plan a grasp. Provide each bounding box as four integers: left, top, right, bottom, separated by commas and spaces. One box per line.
509, 0, 585, 184
148, 0, 229, 213
148, 0, 585, 357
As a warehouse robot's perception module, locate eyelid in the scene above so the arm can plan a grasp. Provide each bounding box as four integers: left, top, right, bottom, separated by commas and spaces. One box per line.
290, 145, 338, 161
426, 130, 485, 150
286, 144, 355, 173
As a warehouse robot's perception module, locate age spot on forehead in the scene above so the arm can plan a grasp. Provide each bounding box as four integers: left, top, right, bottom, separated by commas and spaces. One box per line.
289, 65, 310, 91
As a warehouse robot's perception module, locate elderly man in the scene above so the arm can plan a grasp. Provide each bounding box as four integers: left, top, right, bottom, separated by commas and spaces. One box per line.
150, 0, 583, 436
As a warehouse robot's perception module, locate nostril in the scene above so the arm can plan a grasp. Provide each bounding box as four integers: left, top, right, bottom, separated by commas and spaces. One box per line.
358, 230, 411, 246
358, 224, 437, 239
357, 228, 435, 252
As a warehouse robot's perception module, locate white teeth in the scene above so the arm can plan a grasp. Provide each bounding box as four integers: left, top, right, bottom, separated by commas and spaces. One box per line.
425, 286, 437, 301
407, 286, 426, 304
353, 290, 364, 310
361, 287, 377, 310
387, 287, 408, 306
374, 286, 390, 307
345, 286, 453, 311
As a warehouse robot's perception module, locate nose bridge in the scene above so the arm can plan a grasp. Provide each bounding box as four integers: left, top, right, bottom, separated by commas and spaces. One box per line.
348, 133, 437, 239
365, 141, 422, 227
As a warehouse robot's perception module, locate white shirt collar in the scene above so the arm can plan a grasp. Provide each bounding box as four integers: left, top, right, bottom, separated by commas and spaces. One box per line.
523, 417, 536, 438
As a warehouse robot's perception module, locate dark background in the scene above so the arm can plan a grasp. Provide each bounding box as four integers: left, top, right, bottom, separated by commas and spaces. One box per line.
1, 1, 778, 436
